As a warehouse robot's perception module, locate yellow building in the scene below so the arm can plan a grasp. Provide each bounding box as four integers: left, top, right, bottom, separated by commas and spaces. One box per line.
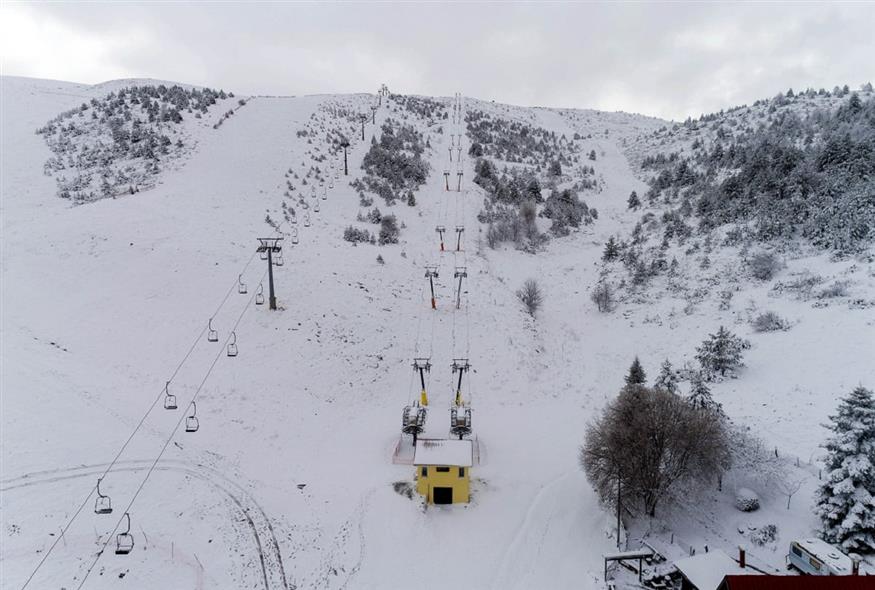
414, 438, 473, 504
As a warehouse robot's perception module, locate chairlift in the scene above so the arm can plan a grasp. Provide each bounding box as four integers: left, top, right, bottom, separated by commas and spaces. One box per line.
163, 381, 177, 410
227, 331, 238, 357
115, 512, 134, 555
237, 274, 247, 294
185, 401, 200, 432
255, 283, 265, 305
94, 478, 112, 514
207, 318, 219, 342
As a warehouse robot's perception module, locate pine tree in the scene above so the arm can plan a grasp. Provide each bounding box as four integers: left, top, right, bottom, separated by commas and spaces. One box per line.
688, 372, 718, 411
695, 326, 748, 378
815, 386, 875, 554
654, 360, 679, 394
625, 357, 646, 387
602, 236, 620, 262
627, 190, 641, 210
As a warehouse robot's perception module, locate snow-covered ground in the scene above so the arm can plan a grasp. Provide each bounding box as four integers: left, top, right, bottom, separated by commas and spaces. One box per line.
2, 76, 873, 589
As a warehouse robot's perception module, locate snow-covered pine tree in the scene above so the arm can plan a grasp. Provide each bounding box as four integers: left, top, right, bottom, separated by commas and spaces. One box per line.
602, 236, 620, 262
654, 359, 679, 394
695, 326, 748, 379
625, 357, 646, 387
627, 190, 641, 210
815, 386, 875, 554
687, 372, 718, 412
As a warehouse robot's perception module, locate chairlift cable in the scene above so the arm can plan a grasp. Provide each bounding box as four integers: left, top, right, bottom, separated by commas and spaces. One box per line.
20, 247, 261, 590
76, 268, 269, 590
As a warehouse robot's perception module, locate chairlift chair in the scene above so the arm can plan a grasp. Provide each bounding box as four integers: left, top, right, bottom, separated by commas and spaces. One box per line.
322, 187, 328, 200
314, 201, 320, 213
274, 250, 284, 266
115, 513, 134, 555
260, 249, 269, 261
227, 331, 238, 357
303, 212, 311, 227
94, 478, 113, 514
450, 406, 473, 439
163, 381, 177, 410
291, 227, 299, 245
237, 274, 247, 294
207, 318, 219, 342
185, 401, 200, 433
255, 283, 265, 305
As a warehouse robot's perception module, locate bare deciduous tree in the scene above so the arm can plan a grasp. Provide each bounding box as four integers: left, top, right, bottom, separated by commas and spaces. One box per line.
580, 386, 730, 517
517, 278, 543, 317
591, 282, 614, 312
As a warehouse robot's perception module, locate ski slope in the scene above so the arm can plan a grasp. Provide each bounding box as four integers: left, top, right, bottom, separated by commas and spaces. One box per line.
2, 76, 874, 589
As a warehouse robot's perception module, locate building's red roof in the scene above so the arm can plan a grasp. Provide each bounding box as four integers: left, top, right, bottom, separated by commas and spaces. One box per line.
720, 575, 874, 590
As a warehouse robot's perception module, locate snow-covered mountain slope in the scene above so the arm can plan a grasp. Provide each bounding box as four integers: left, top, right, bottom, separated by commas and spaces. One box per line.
2, 76, 874, 590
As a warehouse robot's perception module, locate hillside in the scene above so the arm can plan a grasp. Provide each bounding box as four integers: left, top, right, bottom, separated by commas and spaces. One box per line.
2, 76, 874, 590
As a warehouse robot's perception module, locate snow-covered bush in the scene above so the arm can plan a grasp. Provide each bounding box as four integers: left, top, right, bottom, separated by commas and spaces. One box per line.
748, 252, 781, 281
735, 488, 760, 512
516, 279, 543, 317
750, 524, 778, 545
343, 226, 374, 244
378, 215, 400, 245
590, 282, 615, 313
751, 311, 791, 332
817, 281, 850, 299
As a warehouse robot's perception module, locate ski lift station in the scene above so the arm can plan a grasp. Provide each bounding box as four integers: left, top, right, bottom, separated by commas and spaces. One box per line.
413, 438, 473, 504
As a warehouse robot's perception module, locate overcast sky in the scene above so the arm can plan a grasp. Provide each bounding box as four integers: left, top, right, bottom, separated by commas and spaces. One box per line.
2, 2, 874, 121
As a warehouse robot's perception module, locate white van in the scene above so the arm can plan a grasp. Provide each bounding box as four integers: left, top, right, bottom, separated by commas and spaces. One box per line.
788, 538, 853, 575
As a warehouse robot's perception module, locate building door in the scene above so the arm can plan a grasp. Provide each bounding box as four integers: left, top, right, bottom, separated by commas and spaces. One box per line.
433, 487, 453, 504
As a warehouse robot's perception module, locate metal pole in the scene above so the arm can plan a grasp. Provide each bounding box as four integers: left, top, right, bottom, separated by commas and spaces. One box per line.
267, 248, 277, 310
616, 471, 621, 549
343, 146, 348, 176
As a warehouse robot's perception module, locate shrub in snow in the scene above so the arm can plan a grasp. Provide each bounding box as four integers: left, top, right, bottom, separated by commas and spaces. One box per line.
695, 326, 750, 379
817, 281, 849, 299
815, 386, 875, 554
735, 488, 760, 512
751, 311, 791, 332
581, 385, 730, 517
750, 524, 778, 546
590, 282, 615, 313
343, 226, 373, 244
748, 252, 781, 281
516, 279, 543, 317
378, 215, 400, 245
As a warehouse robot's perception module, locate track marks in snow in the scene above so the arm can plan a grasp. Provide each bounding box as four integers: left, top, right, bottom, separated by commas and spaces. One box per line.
1, 459, 289, 590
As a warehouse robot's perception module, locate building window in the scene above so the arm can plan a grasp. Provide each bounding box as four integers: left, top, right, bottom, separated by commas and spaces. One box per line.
459, 467, 465, 477
809, 558, 821, 571
791, 545, 802, 557
436, 466, 450, 473
421, 467, 427, 477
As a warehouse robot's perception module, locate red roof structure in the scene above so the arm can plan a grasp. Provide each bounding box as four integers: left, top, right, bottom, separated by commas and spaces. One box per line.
718, 575, 874, 590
